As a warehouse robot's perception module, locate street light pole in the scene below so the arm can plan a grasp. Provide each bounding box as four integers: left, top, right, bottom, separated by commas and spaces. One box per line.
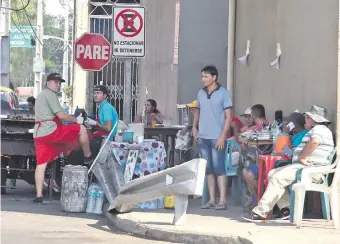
0, 0, 11, 88
62, 1, 69, 103
63, 2, 69, 84
34, 0, 44, 97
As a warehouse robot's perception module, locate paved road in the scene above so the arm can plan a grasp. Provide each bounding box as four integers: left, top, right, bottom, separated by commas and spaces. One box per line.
1, 181, 172, 244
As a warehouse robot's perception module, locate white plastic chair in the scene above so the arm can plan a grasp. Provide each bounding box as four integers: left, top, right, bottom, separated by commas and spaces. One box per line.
292, 159, 339, 229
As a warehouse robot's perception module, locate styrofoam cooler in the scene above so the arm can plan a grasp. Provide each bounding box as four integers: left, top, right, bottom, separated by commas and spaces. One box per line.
61, 165, 88, 213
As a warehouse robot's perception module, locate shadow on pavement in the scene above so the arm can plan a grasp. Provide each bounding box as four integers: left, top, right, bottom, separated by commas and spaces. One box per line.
1, 180, 101, 221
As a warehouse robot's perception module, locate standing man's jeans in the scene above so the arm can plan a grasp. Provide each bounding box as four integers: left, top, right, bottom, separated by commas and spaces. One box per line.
198, 138, 226, 176
252, 164, 305, 217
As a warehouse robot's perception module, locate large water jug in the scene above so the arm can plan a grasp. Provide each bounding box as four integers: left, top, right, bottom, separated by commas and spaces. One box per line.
86, 184, 97, 214
94, 189, 104, 214
86, 183, 101, 214
61, 165, 88, 212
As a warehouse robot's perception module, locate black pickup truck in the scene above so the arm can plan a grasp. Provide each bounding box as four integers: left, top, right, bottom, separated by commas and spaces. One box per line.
1, 110, 37, 194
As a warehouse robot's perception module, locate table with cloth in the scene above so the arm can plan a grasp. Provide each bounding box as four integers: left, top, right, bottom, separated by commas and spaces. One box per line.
110, 140, 167, 209
110, 140, 167, 179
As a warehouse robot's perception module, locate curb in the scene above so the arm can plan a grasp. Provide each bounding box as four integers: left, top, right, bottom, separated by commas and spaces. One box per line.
104, 210, 253, 244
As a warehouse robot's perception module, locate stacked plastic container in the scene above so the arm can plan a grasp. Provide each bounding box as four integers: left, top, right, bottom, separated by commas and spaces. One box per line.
86, 183, 105, 214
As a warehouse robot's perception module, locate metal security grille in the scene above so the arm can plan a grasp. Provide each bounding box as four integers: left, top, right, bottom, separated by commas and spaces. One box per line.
89, 0, 140, 123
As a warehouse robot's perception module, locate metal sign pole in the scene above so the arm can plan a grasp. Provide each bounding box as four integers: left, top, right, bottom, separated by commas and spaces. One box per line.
123, 58, 132, 123
34, 0, 44, 97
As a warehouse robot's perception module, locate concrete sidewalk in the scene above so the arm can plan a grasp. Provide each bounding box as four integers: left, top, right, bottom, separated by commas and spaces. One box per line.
1, 181, 170, 244
105, 199, 340, 244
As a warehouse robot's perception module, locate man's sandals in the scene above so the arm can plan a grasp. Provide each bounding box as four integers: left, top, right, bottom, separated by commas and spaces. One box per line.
201, 202, 227, 210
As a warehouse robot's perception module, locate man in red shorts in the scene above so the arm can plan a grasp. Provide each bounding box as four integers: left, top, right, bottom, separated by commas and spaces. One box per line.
33, 73, 92, 204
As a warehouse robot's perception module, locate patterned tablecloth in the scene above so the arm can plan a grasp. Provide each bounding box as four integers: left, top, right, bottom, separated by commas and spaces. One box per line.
110, 140, 167, 178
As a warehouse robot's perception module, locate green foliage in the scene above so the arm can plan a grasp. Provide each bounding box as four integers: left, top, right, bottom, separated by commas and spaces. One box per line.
63, 85, 73, 104
10, 0, 72, 88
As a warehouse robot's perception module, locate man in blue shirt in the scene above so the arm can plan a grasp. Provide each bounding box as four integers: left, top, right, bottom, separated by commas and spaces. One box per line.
69, 85, 118, 165
192, 65, 232, 210
86, 85, 118, 138
288, 113, 308, 148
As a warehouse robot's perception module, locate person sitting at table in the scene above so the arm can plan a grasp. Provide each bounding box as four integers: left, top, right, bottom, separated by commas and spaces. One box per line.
237, 104, 271, 208
135, 99, 164, 126
240, 107, 255, 133
242, 105, 334, 222
225, 107, 254, 168
226, 116, 244, 142
244, 104, 269, 133
242, 112, 308, 210
214, 106, 252, 146
68, 85, 118, 165
283, 112, 309, 147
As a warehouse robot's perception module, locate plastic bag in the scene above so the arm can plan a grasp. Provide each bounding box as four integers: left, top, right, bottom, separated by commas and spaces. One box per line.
175, 130, 190, 150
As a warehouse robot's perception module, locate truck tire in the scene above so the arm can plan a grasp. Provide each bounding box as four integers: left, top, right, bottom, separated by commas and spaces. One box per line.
1, 157, 8, 194
1, 169, 7, 194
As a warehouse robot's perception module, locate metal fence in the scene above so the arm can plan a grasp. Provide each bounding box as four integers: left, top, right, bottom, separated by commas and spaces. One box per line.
89, 1, 140, 123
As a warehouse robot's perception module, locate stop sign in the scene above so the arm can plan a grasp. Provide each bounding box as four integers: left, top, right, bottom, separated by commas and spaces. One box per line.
73, 33, 112, 71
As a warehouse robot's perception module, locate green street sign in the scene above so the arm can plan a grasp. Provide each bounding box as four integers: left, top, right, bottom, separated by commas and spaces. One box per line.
10, 26, 37, 48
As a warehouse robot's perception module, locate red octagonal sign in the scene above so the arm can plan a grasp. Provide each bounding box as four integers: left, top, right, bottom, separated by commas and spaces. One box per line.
74, 33, 112, 71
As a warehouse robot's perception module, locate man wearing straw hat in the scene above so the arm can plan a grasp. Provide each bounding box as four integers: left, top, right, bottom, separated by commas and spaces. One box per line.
243, 105, 334, 222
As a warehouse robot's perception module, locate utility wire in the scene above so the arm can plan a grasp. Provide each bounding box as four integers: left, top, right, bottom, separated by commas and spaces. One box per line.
12, 13, 62, 54
10, 15, 29, 39
20, 0, 68, 55
1, 0, 31, 11
14, 10, 62, 53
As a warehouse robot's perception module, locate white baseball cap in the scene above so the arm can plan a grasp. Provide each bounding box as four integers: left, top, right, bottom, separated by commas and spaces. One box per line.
240, 107, 252, 116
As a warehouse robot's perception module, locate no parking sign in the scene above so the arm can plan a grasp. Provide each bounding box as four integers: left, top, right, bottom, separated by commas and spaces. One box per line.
113, 7, 145, 57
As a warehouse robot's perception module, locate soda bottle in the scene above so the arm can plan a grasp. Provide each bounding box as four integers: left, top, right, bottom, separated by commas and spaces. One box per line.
141, 108, 147, 126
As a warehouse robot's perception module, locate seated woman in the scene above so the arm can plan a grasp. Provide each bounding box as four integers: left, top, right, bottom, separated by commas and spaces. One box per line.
135, 99, 164, 125
227, 116, 244, 141
225, 116, 244, 167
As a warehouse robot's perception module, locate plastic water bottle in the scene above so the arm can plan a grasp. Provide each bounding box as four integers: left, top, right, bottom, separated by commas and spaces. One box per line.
157, 197, 164, 209
62, 102, 69, 114
86, 186, 97, 214
149, 200, 158, 209
141, 109, 147, 125
138, 201, 145, 209
94, 189, 104, 214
